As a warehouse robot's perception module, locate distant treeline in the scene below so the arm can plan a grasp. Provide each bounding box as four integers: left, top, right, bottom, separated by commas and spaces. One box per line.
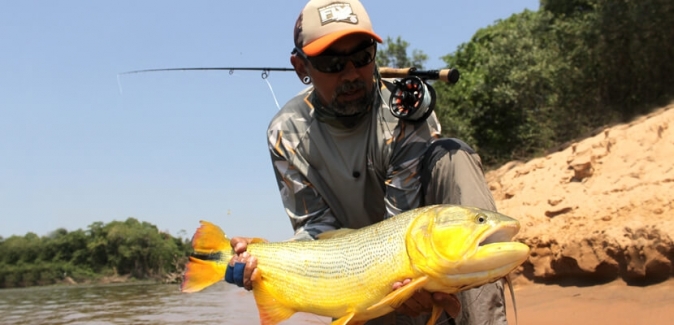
428, 0, 674, 167
0, 218, 191, 289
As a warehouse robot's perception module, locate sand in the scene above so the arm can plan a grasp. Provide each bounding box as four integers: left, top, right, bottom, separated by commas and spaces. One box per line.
504, 280, 674, 325
484, 103, 674, 324
487, 103, 674, 285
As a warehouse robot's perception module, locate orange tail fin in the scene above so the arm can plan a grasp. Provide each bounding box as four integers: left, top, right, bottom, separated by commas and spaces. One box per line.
181, 221, 233, 293
191, 220, 232, 255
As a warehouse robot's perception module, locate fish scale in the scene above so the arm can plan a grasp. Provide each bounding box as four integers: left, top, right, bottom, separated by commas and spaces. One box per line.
245, 207, 421, 316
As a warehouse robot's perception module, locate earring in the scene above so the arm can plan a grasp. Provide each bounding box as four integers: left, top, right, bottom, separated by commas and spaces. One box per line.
302, 76, 311, 84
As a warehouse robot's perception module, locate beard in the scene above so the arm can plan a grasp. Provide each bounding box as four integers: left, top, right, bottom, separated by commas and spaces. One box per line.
326, 80, 374, 116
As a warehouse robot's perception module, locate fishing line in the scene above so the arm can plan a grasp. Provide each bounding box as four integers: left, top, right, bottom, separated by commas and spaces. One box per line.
464, 285, 486, 308
117, 67, 287, 110
117, 74, 124, 95
505, 276, 519, 325
263, 77, 282, 110
453, 279, 518, 325
375, 65, 394, 137
436, 316, 455, 325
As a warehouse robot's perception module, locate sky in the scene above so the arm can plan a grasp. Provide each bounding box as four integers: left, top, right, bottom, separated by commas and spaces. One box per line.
0, 1, 540, 242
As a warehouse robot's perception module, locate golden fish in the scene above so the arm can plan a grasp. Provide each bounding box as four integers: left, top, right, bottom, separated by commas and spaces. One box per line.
181, 204, 530, 325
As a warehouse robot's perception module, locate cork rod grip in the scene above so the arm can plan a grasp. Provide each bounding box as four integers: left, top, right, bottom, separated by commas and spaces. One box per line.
378, 67, 460, 84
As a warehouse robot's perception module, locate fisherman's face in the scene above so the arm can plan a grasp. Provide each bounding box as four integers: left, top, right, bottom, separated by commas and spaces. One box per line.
294, 34, 376, 116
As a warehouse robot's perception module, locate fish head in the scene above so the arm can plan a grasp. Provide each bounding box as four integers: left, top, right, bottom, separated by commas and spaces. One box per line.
405, 205, 529, 290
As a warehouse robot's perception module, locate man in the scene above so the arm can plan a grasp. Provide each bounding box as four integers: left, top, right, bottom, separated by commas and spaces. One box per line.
228, 0, 508, 324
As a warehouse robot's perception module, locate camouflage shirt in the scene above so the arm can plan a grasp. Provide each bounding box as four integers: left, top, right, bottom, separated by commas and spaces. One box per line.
267, 79, 441, 240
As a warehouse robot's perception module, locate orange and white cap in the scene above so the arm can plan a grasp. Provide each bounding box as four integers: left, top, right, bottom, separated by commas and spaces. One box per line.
293, 0, 383, 56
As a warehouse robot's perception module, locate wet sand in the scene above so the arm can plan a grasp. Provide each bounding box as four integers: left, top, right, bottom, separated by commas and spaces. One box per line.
505, 280, 674, 325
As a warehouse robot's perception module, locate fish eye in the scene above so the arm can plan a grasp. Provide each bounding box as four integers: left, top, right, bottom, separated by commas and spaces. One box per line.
476, 214, 487, 224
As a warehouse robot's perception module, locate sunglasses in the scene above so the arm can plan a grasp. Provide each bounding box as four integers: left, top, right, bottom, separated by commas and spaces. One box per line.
294, 40, 377, 73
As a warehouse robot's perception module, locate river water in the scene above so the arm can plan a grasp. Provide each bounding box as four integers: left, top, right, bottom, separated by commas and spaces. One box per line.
0, 282, 331, 325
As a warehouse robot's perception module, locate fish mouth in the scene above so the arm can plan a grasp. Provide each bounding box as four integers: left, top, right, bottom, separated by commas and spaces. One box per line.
478, 222, 520, 246
461, 221, 528, 277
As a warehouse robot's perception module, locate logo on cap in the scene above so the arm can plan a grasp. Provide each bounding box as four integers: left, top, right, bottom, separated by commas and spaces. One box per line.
318, 3, 358, 25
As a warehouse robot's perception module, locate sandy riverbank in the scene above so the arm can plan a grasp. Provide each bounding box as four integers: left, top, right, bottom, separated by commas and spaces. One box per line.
504, 279, 674, 325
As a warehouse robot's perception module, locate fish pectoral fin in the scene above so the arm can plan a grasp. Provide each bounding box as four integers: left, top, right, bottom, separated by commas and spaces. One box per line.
366, 276, 429, 311
426, 303, 444, 325
330, 312, 357, 325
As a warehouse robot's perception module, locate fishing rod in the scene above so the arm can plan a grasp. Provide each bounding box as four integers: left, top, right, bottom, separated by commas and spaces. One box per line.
118, 66, 460, 120
119, 67, 296, 79
118, 66, 460, 83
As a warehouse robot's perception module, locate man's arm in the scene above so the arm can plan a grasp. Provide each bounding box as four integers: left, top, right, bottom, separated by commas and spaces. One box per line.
222, 130, 342, 290
268, 128, 340, 240
383, 114, 442, 218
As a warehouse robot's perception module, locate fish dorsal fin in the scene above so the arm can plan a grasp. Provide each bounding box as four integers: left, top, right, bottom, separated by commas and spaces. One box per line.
317, 228, 356, 239
252, 281, 295, 325
249, 237, 268, 244
366, 276, 429, 312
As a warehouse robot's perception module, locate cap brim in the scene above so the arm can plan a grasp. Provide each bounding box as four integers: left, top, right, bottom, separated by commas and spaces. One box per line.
302, 29, 383, 56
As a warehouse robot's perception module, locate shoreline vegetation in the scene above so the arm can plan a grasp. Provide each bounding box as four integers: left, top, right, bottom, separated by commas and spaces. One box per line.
0, 218, 191, 290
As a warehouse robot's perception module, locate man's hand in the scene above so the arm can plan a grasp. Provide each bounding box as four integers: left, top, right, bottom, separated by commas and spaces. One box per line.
228, 237, 265, 291
392, 279, 461, 319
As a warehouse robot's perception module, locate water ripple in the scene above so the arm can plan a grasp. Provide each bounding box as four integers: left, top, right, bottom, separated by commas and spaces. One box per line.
0, 282, 330, 325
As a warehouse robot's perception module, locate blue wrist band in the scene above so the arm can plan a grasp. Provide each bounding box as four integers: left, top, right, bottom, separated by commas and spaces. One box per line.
225, 264, 235, 284
224, 262, 246, 287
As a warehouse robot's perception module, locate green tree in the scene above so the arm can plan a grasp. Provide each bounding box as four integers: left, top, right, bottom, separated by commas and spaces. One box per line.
376, 36, 428, 69
433, 0, 674, 167
45, 229, 89, 265
0, 218, 191, 288
435, 10, 558, 165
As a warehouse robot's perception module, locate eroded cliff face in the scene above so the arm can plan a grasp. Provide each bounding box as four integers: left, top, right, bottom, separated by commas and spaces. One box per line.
487, 104, 674, 285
